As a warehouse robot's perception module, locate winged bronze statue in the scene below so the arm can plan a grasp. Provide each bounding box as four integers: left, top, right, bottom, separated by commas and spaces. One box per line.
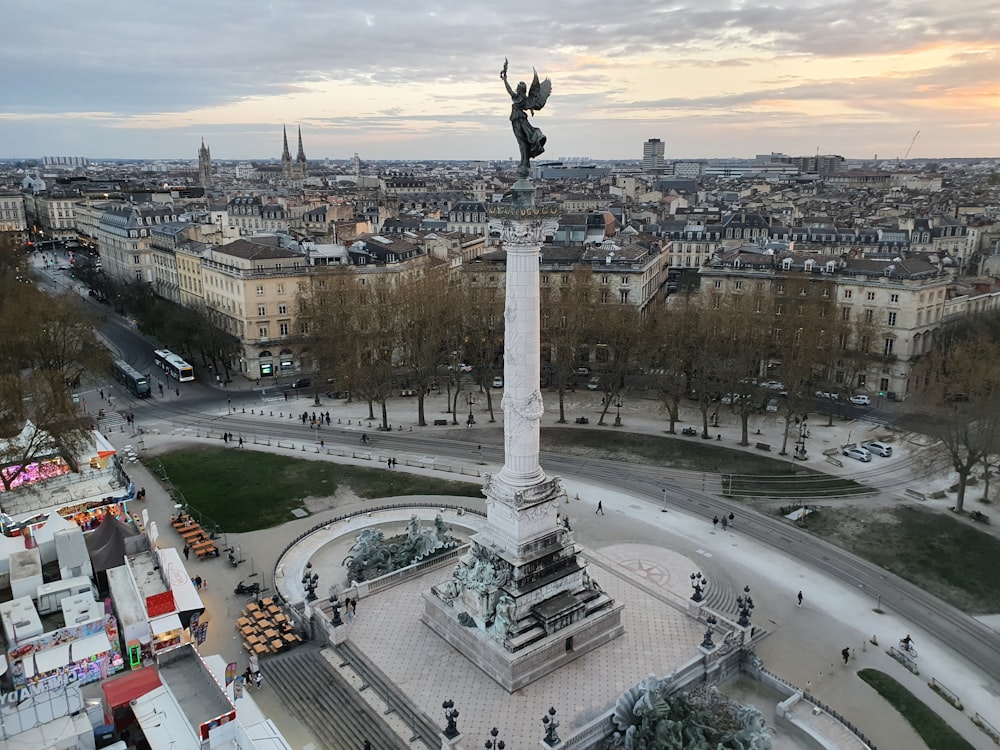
501, 58, 552, 177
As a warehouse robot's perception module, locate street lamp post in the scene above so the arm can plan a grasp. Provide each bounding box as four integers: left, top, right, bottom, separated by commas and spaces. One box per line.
442, 699, 460, 739
301, 562, 319, 602
542, 706, 560, 746
467, 393, 475, 426
690, 572, 707, 602
736, 585, 755, 628
484, 727, 505, 750
612, 394, 624, 427
700, 614, 718, 649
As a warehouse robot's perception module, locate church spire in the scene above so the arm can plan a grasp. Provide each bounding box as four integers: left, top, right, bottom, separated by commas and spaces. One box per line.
296, 125, 306, 163
281, 125, 292, 162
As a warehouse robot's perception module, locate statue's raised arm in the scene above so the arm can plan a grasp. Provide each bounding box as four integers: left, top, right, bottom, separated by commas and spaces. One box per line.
502, 60, 552, 178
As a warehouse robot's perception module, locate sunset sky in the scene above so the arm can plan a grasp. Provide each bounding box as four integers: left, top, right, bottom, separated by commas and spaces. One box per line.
3, 0, 999, 161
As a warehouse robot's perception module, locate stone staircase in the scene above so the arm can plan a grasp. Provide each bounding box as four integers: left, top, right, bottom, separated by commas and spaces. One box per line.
261, 644, 410, 750
334, 640, 441, 749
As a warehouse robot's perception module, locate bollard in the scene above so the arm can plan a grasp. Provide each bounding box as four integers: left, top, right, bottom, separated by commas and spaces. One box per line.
270, 412, 273, 417
251, 409, 255, 414
398, 425, 403, 431
338, 418, 342, 424
279, 412, 283, 418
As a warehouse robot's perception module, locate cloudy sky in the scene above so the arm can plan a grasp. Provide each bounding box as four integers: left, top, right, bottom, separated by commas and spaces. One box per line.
3, 0, 999, 162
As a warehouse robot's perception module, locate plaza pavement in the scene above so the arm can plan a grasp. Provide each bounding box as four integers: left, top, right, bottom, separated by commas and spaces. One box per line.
102, 385, 1000, 750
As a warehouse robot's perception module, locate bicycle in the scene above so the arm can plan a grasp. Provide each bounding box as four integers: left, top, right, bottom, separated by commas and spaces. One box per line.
898, 640, 918, 657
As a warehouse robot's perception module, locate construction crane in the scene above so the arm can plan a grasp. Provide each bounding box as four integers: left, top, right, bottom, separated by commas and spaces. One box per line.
899, 130, 920, 165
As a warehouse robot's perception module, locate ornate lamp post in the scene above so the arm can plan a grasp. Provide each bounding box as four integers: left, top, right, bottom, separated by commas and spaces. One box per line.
442, 699, 460, 739
612, 394, 624, 427
301, 562, 319, 602
484, 727, 505, 750
542, 706, 560, 746
700, 614, 718, 649
467, 393, 475, 426
690, 572, 707, 602
736, 585, 755, 627
330, 595, 343, 626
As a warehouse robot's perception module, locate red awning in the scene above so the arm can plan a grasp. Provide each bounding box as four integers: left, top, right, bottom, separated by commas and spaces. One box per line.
102, 667, 162, 709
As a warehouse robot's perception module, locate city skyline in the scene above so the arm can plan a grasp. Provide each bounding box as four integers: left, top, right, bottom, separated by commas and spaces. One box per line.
3, 0, 999, 162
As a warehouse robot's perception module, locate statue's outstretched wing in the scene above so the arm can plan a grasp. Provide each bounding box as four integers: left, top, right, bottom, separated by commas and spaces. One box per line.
526, 68, 552, 112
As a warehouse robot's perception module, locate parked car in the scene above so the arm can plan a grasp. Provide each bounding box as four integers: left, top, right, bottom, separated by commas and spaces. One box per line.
492, 376, 504, 388
587, 376, 600, 391
862, 440, 893, 457
448, 363, 473, 373
849, 394, 871, 406
843, 446, 872, 462
815, 390, 840, 400
291, 378, 312, 389
721, 394, 741, 405
761, 380, 785, 391
765, 399, 779, 412
575, 366, 591, 376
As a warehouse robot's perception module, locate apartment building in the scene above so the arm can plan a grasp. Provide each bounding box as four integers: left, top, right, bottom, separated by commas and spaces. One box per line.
0, 191, 27, 235
699, 248, 950, 399
96, 204, 181, 285
201, 239, 310, 380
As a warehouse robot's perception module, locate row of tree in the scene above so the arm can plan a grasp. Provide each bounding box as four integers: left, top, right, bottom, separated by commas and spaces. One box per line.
0, 235, 107, 495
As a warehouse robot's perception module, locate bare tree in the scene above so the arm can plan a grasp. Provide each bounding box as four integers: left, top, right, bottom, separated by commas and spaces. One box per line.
914, 324, 1000, 513
542, 266, 595, 424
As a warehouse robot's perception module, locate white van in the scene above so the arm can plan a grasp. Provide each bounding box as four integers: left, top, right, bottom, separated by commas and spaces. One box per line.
36, 576, 98, 615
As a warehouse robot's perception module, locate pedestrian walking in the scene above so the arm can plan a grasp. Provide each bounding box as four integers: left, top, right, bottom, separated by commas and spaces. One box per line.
238, 437, 243, 448
721, 516, 728, 530
363, 740, 372, 750
392, 457, 397, 468
596, 501, 604, 515
712, 515, 719, 529
728, 512, 735, 527
100, 389, 104, 400
841, 647, 850, 665
183, 545, 190, 560
387, 458, 392, 469
320, 439, 324, 448
249, 654, 259, 674
797, 590, 803, 607
254, 671, 263, 689
347, 598, 356, 623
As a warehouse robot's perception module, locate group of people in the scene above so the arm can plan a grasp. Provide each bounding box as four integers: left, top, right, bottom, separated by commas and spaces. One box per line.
222, 432, 243, 447
244, 653, 263, 690
712, 512, 736, 530
301, 411, 331, 427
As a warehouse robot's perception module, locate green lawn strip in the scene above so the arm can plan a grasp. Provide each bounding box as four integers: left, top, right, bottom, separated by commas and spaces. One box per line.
818, 506, 1000, 614
541, 427, 869, 498
857, 669, 975, 750
145, 448, 480, 532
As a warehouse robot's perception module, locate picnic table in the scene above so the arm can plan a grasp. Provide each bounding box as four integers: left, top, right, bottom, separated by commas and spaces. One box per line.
192, 539, 217, 558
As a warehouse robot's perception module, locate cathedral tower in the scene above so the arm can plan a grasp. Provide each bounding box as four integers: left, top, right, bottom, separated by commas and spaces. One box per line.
198, 137, 213, 188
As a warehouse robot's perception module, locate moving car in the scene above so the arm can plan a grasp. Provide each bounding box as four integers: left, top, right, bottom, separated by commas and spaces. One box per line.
291, 378, 312, 389
587, 376, 600, 391
575, 366, 591, 376
492, 376, 504, 388
815, 390, 840, 400
862, 440, 893, 457
849, 394, 871, 406
843, 446, 872, 462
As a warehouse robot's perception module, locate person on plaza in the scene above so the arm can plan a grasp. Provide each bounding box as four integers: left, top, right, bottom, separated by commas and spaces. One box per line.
721, 516, 728, 531
797, 590, 803, 607
728, 511, 735, 526
254, 670, 263, 689
595, 500, 604, 515
841, 646, 850, 665
901, 634, 914, 652
712, 515, 719, 529
183, 545, 190, 560
363, 741, 372, 750
238, 437, 244, 448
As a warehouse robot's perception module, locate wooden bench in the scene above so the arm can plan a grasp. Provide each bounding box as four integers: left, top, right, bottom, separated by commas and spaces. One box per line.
971, 510, 991, 524
575, 417, 589, 424
434, 419, 448, 426
755, 442, 771, 451
193, 541, 218, 559
904, 489, 926, 502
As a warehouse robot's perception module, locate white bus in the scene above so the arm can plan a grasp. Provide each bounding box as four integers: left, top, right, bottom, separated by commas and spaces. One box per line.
153, 349, 195, 382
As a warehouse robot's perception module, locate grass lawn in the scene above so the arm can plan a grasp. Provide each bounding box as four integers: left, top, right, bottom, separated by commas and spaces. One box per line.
541, 427, 870, 498
857, 669, 974, 750
146, 448, 481, 532
809, 505, 1000, 614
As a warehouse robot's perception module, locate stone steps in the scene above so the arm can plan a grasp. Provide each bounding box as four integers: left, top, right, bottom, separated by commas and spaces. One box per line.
262, 644, 409, 750
335, 640, 441, 748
